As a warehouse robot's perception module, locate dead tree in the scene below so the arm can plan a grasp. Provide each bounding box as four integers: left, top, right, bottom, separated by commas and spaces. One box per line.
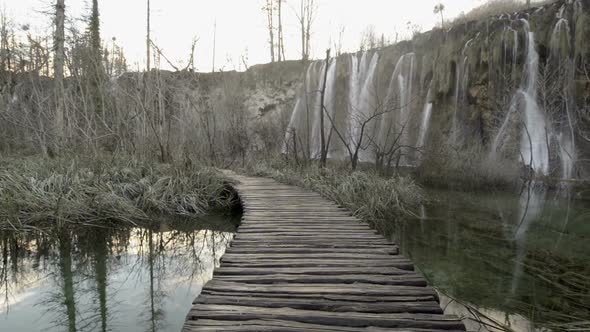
297, 0, 315, 62
277, 0, 285, 61
54, 0, 65, 141
319, 49, 330, 167
263, 0, 275, 63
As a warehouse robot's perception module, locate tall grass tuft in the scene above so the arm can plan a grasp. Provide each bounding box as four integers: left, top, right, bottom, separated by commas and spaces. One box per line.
0, 157, 238, 230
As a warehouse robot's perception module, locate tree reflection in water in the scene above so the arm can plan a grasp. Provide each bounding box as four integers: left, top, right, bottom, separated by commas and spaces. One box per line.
0, 216, 236, 332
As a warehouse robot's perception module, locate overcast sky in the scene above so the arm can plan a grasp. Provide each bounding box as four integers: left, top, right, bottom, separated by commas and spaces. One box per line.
3, 0, 497, 71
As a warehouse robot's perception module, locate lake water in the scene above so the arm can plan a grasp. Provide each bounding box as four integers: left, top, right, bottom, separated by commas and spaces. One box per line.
2, 184, 589, 332
0, 215, 238, 332
396, 184, 590, 331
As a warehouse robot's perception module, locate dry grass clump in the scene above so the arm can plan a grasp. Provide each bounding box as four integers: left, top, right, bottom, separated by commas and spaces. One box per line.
0, 157, 237, 230
245, 159, 425, 233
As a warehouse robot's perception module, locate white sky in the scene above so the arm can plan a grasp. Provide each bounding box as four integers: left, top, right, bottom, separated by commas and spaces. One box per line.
2, 0, 495, 71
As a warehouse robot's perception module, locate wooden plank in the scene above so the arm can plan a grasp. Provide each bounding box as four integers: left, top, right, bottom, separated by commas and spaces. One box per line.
213, 266, 419, 276
183, 319, 466, 332
224, 247, 399, 255
213, 274, 427, 286
200, 290, 439, 303
194, 295, 443, 313
188, 304, 465, 330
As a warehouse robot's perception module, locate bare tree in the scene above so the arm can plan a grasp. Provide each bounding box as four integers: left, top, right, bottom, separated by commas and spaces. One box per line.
263, 0, 275, 63
54, 0, 65, 142
277, 0, 285, 61
296, 0, 315, 62
319, 49, 330, 167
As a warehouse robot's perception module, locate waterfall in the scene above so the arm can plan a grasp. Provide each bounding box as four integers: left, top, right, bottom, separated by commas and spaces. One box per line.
348, 51, 380, 162
282, 63, 316, 153
311, 58, 338, 158
283, 62, 319, 155
451, 39, 474, 145
379, 53, 416, 165
417, 86, 433, 149
520, 20, 549, 175
491, 19, 549, 175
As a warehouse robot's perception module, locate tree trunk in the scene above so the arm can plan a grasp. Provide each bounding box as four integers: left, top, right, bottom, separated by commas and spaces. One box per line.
277, 0, 285, 61
266, 0, 275, 63
54, 0, 65, 145
319, 49, 330, 167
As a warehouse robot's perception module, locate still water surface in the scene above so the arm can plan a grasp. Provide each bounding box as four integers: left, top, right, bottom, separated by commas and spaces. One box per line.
397, 184, 590, 331
0, 216, 238, 332
2, 185, 589, 332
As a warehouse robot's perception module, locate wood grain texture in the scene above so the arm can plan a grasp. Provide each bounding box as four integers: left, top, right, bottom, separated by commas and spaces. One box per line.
183, 171, 465, 331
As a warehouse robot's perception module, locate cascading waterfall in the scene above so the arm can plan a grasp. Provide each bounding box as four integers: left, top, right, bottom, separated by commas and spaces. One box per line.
348, 51, 380, 162
451, 38, 475, 145
491, 19, 549, 175
520, 20, 549, 175
417, 86, 433, 149
379, 53, 416, 166
283, 62, 319, 155
311, 58, 338, 158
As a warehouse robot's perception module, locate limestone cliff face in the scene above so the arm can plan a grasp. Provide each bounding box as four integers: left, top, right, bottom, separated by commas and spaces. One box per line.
153, 0, 589, 178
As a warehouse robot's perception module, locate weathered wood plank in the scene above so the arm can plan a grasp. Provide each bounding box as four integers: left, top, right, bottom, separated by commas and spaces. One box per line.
213, 266, 419, 276
188, 304, 465, 330
213, 273, 427, 286
183, 319, 465, 332
194, 295, 443, 313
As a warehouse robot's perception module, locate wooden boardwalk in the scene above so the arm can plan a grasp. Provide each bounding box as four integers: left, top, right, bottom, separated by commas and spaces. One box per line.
183, 173, 465, 331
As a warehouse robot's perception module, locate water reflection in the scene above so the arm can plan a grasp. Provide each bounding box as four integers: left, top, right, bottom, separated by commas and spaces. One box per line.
396, 185, 590, 331
0, 217, 237, 332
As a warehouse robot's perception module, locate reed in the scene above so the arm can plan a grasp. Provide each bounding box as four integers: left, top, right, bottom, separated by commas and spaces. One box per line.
0, 156, 238, 230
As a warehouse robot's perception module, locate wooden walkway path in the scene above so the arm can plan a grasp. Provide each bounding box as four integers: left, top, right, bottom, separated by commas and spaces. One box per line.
183, 173, 465, 331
